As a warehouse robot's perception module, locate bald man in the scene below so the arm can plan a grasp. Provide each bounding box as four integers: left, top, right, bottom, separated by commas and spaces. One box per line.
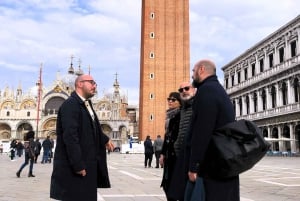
186, 59, 239, 201
50, 74, 114, 201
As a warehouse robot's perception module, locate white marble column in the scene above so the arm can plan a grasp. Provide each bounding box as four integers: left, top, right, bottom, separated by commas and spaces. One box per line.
290, 123, 296, 153
242, 96, 247, 116
249, 93, 254, 114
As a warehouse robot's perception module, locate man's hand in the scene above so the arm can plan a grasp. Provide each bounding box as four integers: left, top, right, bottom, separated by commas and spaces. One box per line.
76, 169, 86, 177
188, 171, 197, 182
106, 140, 114, 152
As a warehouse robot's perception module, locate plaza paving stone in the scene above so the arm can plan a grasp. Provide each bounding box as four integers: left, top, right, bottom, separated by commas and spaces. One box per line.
0, 152, 299, 201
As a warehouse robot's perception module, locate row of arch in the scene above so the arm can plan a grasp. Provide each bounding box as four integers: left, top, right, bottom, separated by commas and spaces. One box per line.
261, 123, 300, 153
233, 77, 300, 116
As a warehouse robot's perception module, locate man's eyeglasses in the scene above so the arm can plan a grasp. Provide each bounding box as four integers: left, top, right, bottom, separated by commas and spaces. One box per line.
178, 86, 190, 93
167, 98, 177, 102
80, 80, 97, 85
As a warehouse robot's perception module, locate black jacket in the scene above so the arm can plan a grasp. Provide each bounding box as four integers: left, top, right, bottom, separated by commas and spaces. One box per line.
50, 92, 110, 201
186, 75, 239, 201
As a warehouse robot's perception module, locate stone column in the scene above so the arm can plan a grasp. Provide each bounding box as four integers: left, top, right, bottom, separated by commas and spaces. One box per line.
242, 96, 247, 116
288, 78, 295, 103
290, 123, 296, 153
249, 93, 254, 114
278, 125, 283, 152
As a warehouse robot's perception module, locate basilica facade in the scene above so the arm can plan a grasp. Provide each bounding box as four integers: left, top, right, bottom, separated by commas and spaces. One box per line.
222, 15, 300, 155
0, 61, 138, 149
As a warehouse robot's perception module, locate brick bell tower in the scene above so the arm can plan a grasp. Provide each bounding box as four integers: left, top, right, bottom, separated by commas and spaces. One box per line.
139, 0, 190, 141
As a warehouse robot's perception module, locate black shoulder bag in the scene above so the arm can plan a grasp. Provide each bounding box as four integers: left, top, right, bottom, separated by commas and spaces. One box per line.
207, 119, 271, 178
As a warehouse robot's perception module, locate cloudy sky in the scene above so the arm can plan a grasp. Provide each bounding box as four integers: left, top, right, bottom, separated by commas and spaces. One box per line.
0, 0, 299, 105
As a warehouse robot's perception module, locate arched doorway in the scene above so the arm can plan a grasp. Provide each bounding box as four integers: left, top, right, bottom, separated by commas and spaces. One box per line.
0, 123, 11, 139
42, 118, 57, 139
295, 124, 300, 152
282, 124, 291, 151
16, 123, 33, 140
271, 127, 279, 151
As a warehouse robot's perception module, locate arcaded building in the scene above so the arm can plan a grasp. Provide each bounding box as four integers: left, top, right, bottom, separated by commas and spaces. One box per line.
222, 15, 300, 154
139, 0, 190, 141
0, 60, 138, 149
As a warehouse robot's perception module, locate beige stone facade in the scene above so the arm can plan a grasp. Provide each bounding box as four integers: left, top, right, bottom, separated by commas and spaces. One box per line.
222, 15, 300, 155
0, 62, 138, 149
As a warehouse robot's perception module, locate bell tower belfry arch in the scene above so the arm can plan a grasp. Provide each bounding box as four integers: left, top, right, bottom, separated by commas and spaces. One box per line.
139, 0, 190, 140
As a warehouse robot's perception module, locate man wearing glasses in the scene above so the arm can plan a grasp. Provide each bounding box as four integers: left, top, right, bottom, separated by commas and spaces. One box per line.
164, 82, 196, 201
186, 59, 239, 201
50, 74, 114, 201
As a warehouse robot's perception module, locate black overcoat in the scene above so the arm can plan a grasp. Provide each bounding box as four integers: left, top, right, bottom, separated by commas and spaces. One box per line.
50, 92, 110, 201
186, 75, 240, 201
160, 109, 181, 199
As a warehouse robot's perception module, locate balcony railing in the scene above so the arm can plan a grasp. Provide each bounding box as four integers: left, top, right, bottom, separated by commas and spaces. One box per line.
237, 102, 300, 121
227, 55, 300, 94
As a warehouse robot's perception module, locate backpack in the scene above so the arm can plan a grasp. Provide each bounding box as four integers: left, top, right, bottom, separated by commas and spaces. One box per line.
206, 119, 271, 178
24, 140, 35, 159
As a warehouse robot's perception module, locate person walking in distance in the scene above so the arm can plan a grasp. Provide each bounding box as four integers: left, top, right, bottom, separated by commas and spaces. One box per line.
50, 74, 114, 201
144, 135, 154, 168
16, 130, 36, 177
41, 135, 52, 164
159, 92, 182, 201
153, 135, 163, 168
185, 59, 239, 201
34, 138, 42, 163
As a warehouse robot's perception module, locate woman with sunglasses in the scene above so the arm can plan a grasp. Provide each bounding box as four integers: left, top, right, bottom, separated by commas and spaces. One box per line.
159, 92, 182, 201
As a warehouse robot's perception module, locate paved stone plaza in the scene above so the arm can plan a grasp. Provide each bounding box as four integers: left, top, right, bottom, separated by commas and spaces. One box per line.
0, 153, 299, 201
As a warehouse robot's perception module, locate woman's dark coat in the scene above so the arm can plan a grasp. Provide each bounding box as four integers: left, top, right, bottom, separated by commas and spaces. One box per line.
186, 75, 240, 201
160, 108, 181, 199
50, 92, 110, 201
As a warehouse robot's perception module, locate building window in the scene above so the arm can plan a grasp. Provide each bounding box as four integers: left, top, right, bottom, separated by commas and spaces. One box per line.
150, 32, 155, 38
150, 114, 154, 121
27, 111, 30, 117
251, 63, 255, 76
293, 78, 300, 102
238, 98, 242, 116
271, 86, 277, 108
246, 95, 250, 114
269, 53, 274, 68
237, 71, 241, 83
261, 89, 266, 110
150, 12, 155, 19
244, 68, 248, 80
279, 47, 284, 63
6, 111, 10, 116
259, 59, 264, 72
225, 78, 229, 89
290, 41, 297, 57
149, 93, 154, 99
231, 75, 234, 86
149, 73, 154, 79
281, 82, 288, 105
253, 93, 258, 112
149, 52, 155, 58
232, 100, 236, 115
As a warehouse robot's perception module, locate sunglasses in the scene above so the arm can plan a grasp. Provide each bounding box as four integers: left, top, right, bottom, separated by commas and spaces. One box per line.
178, 86, 190, 93
167, 98, 177, 102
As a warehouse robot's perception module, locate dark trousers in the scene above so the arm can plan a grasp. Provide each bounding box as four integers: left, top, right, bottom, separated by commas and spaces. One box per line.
18, 153, 34, 174
144, 153, 153, 167
155, 150, 161, 167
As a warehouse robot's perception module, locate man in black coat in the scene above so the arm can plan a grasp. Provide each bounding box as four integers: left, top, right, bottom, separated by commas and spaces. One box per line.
186, 59, 240, 201
50, 74, 114, 201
